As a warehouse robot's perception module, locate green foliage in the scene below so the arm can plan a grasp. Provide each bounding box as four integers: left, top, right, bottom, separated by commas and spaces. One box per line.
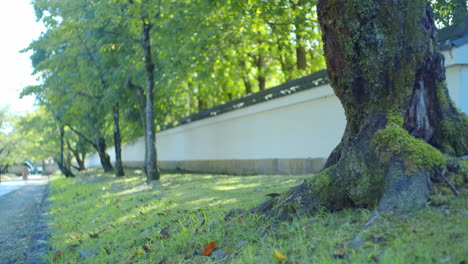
430, 0, 468, 27
45, 171, 467, 263
26, 0, 326, 135
439, 115, 468, 156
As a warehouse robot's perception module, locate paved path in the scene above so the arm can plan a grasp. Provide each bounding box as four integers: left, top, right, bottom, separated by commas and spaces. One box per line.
0, 176, 50, 264
0, 175, 46, 198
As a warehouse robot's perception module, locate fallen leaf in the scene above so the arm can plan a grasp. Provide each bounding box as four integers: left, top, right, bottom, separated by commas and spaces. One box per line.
274, 249, 287, 260
202, 241, 216, 256
158, 229, 169, 239
333, 251, 346, 259
67, 245, 79, 252
53, 251, 63, 262
143, 245, 150, 252
266, 193, 281, 198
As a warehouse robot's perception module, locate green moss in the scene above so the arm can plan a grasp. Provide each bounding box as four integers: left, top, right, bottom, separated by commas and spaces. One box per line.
436, 81, 449, 110
386, 110, 404, 126
348, 169, 385, 208
313, 165, 336, 203
372, 124, 446, 174
440, 116, 468, 156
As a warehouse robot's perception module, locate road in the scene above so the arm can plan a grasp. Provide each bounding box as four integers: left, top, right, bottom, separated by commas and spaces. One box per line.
0, 175, 49, 264
0, 175, 47, 198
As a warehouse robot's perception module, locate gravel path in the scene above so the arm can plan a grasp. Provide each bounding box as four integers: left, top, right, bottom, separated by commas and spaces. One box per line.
0, 176, 50, 264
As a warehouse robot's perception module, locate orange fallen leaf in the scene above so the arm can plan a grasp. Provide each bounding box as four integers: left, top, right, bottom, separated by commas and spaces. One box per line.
274, 249, 287, 260
202, 241, 216, 256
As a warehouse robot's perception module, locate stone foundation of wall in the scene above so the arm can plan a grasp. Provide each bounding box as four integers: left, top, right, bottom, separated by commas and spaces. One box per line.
121, 158, 327, 175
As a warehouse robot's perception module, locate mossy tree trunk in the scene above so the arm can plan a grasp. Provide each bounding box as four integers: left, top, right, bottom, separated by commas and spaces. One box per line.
254, 0, 468, 220
113, 103, 125, 177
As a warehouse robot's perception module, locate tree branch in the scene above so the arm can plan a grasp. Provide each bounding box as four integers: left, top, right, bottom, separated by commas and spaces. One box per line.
67, 125, 98, 150
76, 91, 103, 100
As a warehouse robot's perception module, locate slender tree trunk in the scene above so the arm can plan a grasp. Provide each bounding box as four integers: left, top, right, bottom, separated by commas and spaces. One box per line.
243, 78, 252, 95
291, 0, 307, 71
67, 125, 113, 173
67, 140, 85, 171
296, 41, 307, 70
113, 103, 125, 177
198, 97, 206, 111
141, 21, 160, 181
256, 55, 266, 91
126, 79, 148, 169
58, 126, 74, 177
253, 0, 468, 220
96, 137, 113, 173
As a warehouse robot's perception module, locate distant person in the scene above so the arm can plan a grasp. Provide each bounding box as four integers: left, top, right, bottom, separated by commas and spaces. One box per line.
22, 163, 29, 182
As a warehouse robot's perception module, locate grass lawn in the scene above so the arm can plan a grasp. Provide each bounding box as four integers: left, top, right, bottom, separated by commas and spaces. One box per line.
45, 169, 466, 263
0, 173, 20, 182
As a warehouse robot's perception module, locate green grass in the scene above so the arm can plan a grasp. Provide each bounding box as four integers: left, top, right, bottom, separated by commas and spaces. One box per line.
0, 173, 20, 182
45, 169, 467, 264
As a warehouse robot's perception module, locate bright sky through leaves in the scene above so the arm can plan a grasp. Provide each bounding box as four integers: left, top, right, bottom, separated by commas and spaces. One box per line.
0, 1, 44, 115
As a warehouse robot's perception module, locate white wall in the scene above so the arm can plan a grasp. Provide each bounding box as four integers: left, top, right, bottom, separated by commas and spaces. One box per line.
86, 84, 346, 169
442, 43, 468, 114
157, 84, 345, 161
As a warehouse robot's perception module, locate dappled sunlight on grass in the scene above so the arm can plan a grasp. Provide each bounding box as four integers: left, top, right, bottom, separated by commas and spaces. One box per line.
45, 169, 467, 264
211, 183, 261, 191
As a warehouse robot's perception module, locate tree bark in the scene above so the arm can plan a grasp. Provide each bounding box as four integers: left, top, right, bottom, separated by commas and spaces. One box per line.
290, 0, 307, 71
253, 0, 468, 220
96, 137, 113, 173
126, 79, 148, 169
67, 140, 85, 171
141, 20, 161, 182
256, 55, 266, 91
68, 125, 113, 173
113, 103, 125, 177
58, 126, 75, 177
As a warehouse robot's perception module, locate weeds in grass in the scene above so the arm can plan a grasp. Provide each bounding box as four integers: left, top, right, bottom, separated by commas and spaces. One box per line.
45, 169, 466, 263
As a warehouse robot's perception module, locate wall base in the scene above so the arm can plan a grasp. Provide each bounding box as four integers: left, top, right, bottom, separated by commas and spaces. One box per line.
121, 158, 327, 175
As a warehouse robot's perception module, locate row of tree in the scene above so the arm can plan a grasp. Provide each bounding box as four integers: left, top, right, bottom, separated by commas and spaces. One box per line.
11, 0, 467, 183
20, 0, 326, 181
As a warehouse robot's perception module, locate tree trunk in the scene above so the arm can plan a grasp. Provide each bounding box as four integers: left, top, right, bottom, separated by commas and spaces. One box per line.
113, 103, 125, 177
67, 140, 85, 171
67, 125, 113, 173
296, 43, 307, 70
96, 137, 113, 173
126, 79, 148, 169
291, 0, 307, 71
243, 78, 252, 95
58, 126, 75, 177
141, 21, 161, 182
253, 0, 468, 220
256, 55, 266, 91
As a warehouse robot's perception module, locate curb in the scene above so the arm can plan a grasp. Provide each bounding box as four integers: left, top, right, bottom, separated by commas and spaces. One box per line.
25, 182, 53, 264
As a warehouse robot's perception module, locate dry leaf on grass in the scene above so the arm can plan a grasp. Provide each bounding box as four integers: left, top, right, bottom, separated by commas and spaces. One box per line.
202, 241, 216, 256
274, 248, 287, 260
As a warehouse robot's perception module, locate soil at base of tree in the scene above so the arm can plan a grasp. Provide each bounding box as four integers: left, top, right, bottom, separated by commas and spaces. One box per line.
0, 177, 49, 264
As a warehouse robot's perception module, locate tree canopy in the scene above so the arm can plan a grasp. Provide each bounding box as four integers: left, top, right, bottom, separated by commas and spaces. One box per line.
4, 0, 464, 178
